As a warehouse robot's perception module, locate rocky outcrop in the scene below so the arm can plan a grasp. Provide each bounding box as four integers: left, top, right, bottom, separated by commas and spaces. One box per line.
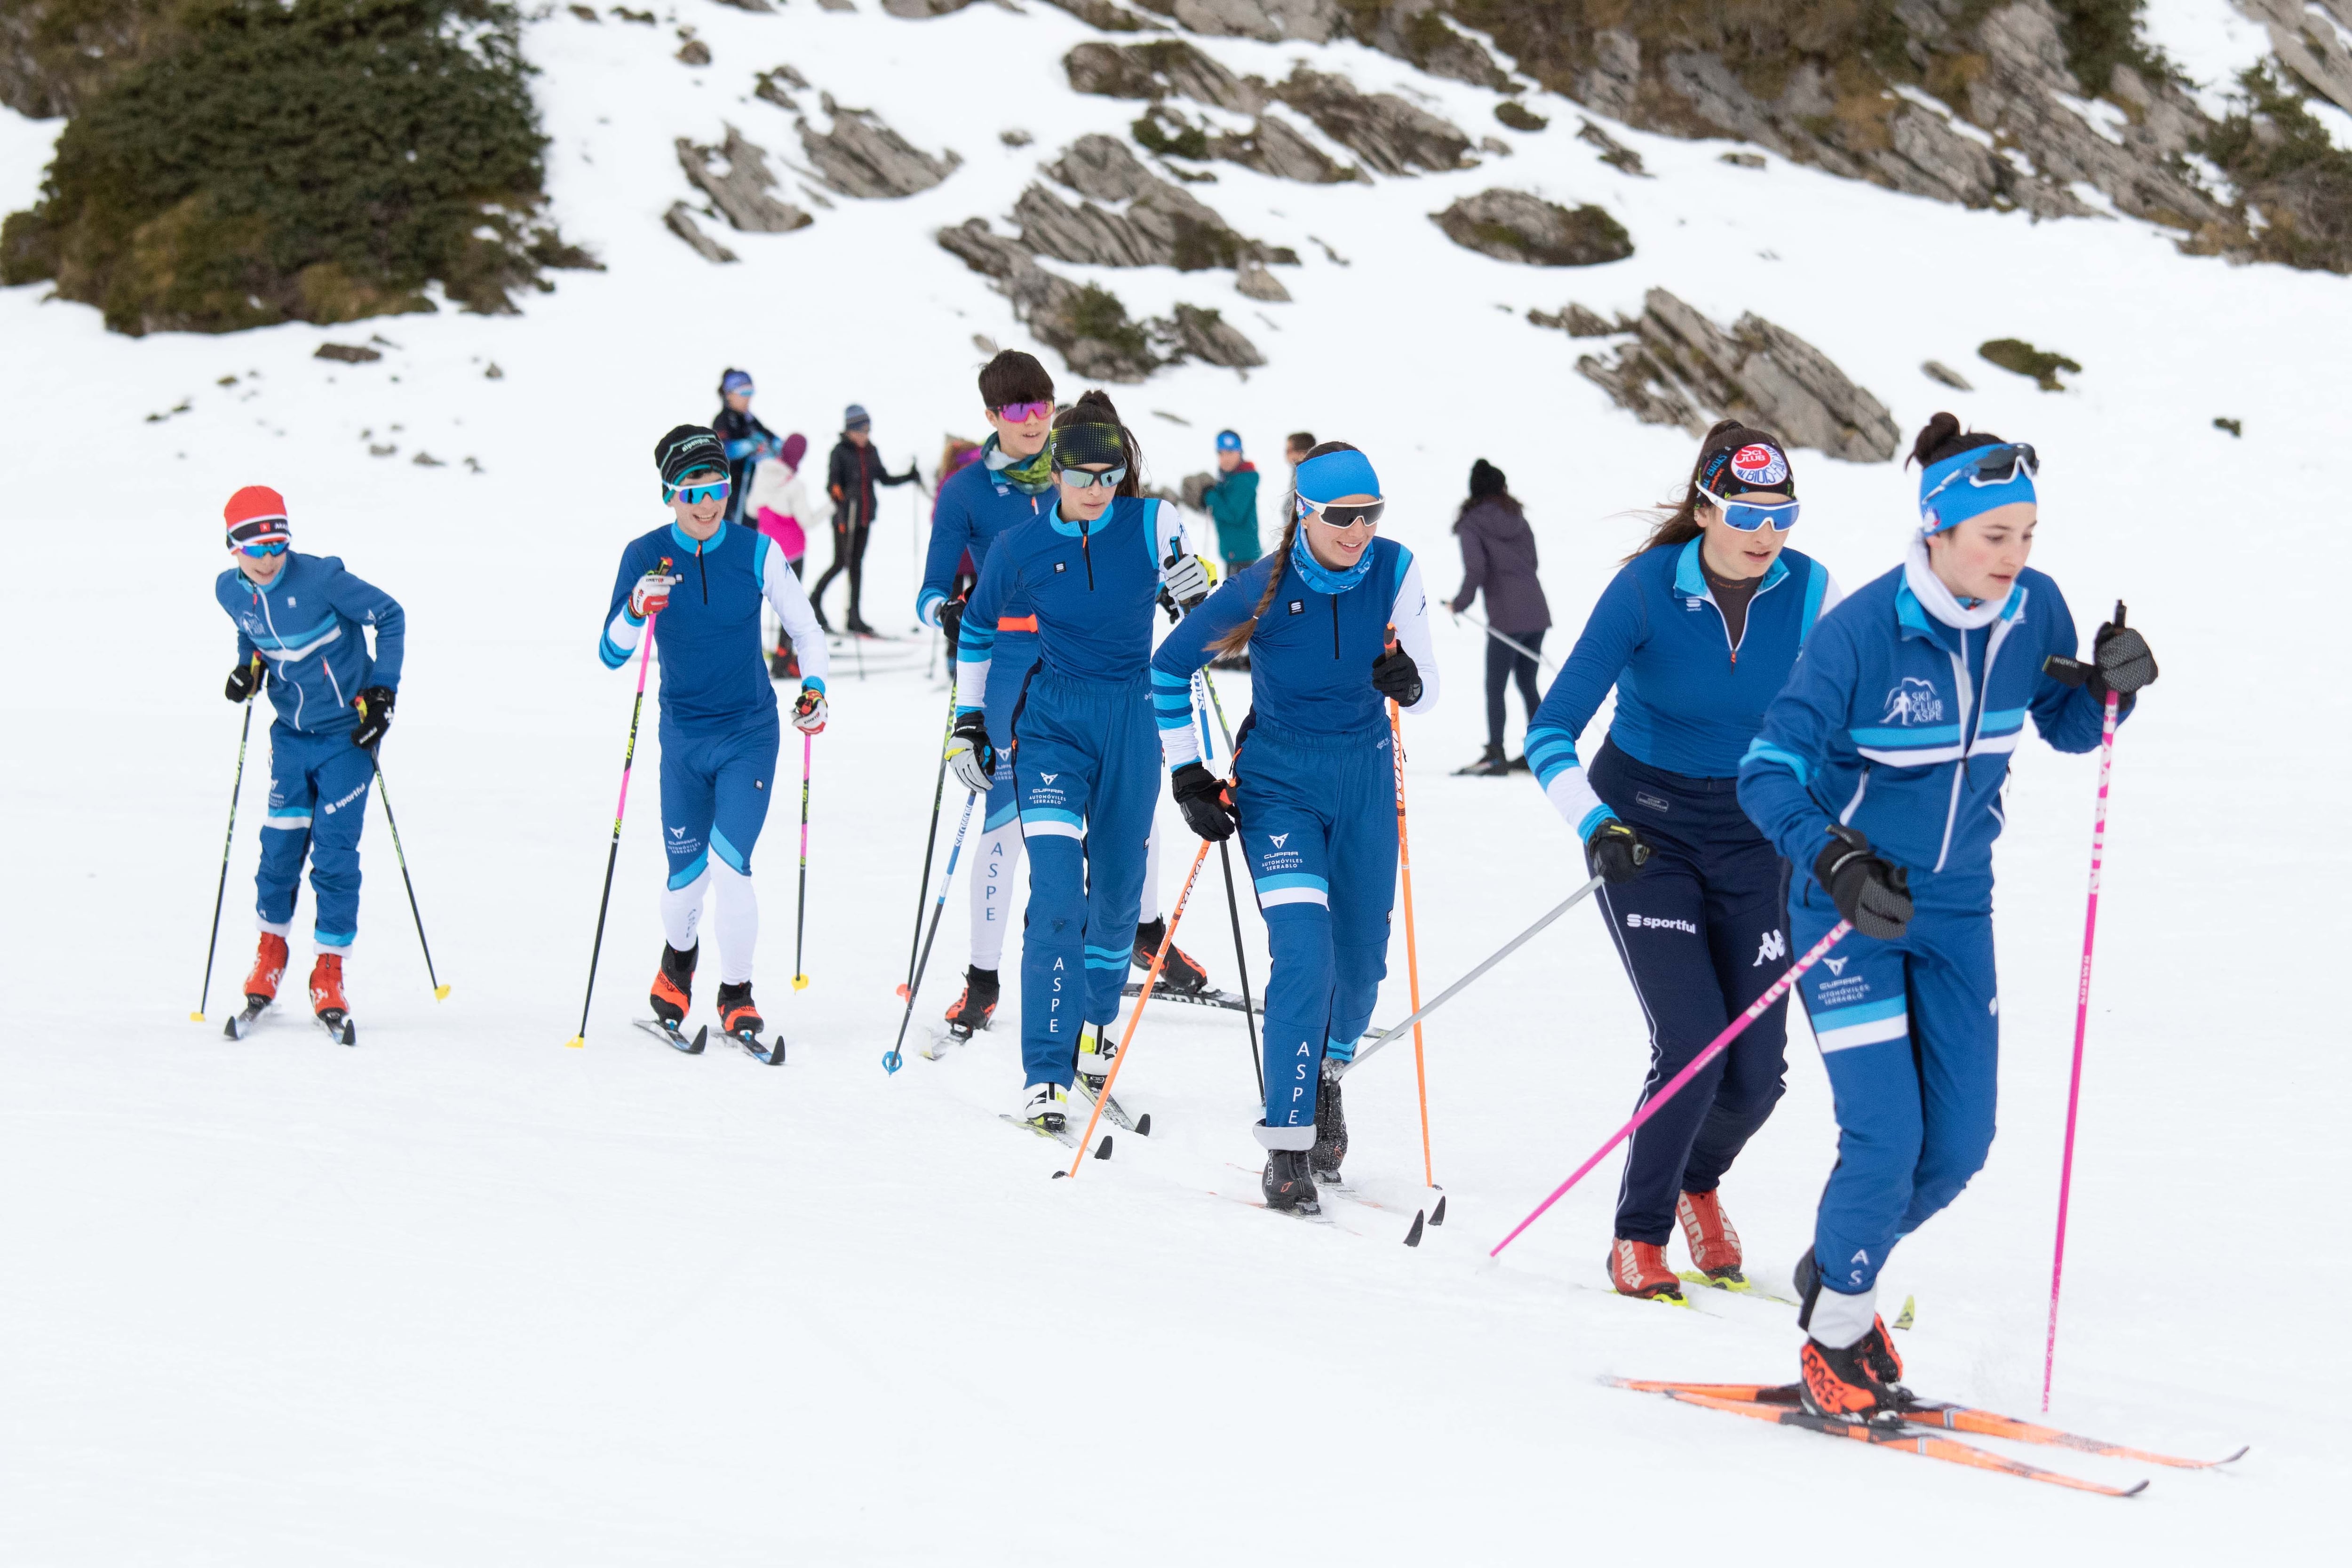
666, 202, 739, 263
1016, 135, 1293, 271
2236, 0, 2352, 113
798, 97, 960, 199
1235, 256, 1290, 300
1529, 302, 1623, 336
1269, 64, 1475, 175
1066, 39, 1262, 112
1575, 289, 1897, 463
1166, 303, 1265, 367
1148, 0, 1339, 44
1433, 190, 1631, 266
676, 127, 813, 232
1206, 114, 1363, 183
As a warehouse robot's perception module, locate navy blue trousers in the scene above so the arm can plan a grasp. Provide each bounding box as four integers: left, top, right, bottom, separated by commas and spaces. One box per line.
1589, 741, 1791, 1246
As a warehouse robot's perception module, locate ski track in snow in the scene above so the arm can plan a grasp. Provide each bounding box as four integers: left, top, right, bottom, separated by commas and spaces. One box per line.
0, 5, 2340, 1560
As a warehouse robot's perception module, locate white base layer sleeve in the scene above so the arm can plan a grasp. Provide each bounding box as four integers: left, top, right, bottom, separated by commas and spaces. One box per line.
967, 820, 1026, 971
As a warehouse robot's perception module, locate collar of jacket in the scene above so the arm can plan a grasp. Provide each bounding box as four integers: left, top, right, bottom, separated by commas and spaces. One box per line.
670, 519, 730, 555
1289, 527, 1374, 595
244, 554, 293, 596
1049, 502, 1108, 539
1898, 534, 2018, 645
1673, 535, 1787, 599
983, 433, 1057, 496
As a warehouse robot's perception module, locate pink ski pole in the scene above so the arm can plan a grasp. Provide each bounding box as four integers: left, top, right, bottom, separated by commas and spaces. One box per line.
1490, 920, 1854, 1258
566, 605, 660, 1048
2041, 688, 2122, 1410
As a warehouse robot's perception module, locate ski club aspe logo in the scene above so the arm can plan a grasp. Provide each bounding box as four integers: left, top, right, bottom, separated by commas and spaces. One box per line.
1881, 676, 1944, 726
1728, 443, 1788, 487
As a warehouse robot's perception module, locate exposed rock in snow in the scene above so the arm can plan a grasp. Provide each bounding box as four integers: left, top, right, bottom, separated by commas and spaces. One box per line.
1234, 256, 1290, 300
1432, 190, 1632, 267
1065, 39, 1264, 113
1575, 119, 1646, 177
1270, 64, 1475, 175
1016, 134, 1291, 270
675, 127, 814, 233
1157, 0, 1340, 45
882, 0, 972, 15
665, 202, 740, 263
1528, 302, 1622, 337
1922, 359, 1974, 391
1355, 0, 1508, 89
799, 97, 961, 199
2235, 0, 2352, 115
1576, 289, 1898, 463
1205, 114, 1362, 183
1164, 303, 1264, 367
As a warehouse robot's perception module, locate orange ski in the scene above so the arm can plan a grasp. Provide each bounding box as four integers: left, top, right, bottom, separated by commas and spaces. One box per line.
1609, 1379, 2243, 1471
1615, 1385, 2146, 1497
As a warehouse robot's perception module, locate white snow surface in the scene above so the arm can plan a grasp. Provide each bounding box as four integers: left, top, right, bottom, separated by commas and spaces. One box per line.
0, 5, 2342, 1560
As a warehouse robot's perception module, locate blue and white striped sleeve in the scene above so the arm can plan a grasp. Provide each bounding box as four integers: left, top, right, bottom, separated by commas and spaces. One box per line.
600, 544, 648, 669
1525, 563, 1644, 841
954, 540, 1015, 718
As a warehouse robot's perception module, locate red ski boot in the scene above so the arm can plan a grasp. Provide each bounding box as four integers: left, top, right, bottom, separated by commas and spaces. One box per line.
943, 964, 999, 1038
716, 981, 763, 1039
1677, 1188, 1746, 1284
1134, 917, 1208, 995
308, 954, 356, 1044
243, 932, 289, 1008
1605, 1238, 1684, 1301
650, 942, 697, 1028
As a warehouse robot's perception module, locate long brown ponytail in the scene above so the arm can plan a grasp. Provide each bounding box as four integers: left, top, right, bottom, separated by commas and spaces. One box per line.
1621, 418, 1788, 565
1210, 439, 1359, 655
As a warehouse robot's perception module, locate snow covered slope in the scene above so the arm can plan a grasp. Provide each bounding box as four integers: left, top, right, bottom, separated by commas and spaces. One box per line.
0, 4, 2343, 1561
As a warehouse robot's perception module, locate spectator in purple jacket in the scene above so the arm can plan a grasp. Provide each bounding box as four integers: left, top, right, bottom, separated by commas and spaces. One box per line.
1449, 459, 1551, 776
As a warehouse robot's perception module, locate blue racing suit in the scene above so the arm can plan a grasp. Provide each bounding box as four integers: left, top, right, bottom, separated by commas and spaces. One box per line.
1150, 533, 1439, 1146
215, 553, 404, 952
1737, 542, 2121, 1311
956, 493, 1189, 1086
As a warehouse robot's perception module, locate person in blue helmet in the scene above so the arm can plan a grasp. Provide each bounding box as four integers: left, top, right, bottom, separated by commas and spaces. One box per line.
1151, 440, 1439, 1213
1201, 429, 1262, 573
213, 484, 405, 1036
1521, 421, 1838, 1301
712, 368, 782, 531
601, 425, 833, 1047
1738, 412, 2159, 1418
944, 390, 1216, 1134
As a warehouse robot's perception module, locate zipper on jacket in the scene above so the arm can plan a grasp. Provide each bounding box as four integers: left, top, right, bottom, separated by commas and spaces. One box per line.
1695, 568, 1788, 669
1079, 517, 1095, 590
1330, 595, 1340, 659
697, 539, 709, 604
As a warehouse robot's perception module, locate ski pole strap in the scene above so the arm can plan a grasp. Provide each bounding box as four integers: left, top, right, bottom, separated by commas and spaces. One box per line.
1337, 875, 1606, 1079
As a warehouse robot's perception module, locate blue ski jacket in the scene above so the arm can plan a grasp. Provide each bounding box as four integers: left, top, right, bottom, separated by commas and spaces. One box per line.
1737, 548, 2119, 887
215, 552, 405, 737
916, 443, 1045, 629
601, 519, 829, 734
1526, 538, 1836, 838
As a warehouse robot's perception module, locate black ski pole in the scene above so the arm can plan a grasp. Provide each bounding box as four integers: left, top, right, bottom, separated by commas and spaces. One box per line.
792, 730, 813, 990
569, 609, 659, 1047
193, 656, 263, 1023
369, 753, 449, 1000
884, 789, 977, 1072
899, 671, 959, 998
1219, 839, 1263, 1099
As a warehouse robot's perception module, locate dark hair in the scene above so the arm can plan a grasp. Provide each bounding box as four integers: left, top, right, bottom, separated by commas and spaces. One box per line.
1213, 439, 1358, 654
1053, 390, 1144, 498
1907, 411, 2004, 470
1622, 418, 1788, 564
1286, 430, 1316, 455
978, 349, 1054, 410
1456, 457, 1520, 531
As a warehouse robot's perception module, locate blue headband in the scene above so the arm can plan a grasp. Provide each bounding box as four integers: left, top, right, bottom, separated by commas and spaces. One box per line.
1295, 448, 1380, 507
721, 371, 754, 396
1918, 446, 2036, 534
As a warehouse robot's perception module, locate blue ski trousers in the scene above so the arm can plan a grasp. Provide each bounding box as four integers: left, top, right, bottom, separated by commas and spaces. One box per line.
256, 723, 376, 952
659, 717, 781, 888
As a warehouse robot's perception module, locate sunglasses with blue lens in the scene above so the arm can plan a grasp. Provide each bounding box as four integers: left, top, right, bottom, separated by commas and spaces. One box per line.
1056, 464, 1128, 490
237, 539, 290, 558
664, 476, 732, 506
1704, 489, 1801, 533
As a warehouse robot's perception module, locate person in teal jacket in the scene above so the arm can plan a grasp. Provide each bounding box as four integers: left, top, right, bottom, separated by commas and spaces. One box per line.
1202, 430, 1261, 572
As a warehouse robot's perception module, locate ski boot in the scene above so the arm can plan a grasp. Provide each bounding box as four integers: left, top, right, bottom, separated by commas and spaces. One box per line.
944, 964, 999, 1038
651, 942, 697, 1028
1263, 1147, 1321, 1214
768, 646, 800, 680
1793, 1251, 1907, 1417
243, 931, 289, 1009
1134, 917, 1209, 996
716, 981, 763, 1039
844, 612, 879, 637
1310, 1064, 1348, 1186
308, 953, 355, 1043
1454, 743, 1511, 777
1605, 1238, 1684, 1301
1017, 1082, 1070, 1133
1076, 1023, 1117, 1094
1677, 1188, 1745, 1284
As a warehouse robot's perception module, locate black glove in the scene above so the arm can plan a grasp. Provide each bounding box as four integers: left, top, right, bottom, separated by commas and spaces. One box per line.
224, 658, 263, 703
946, 709, 996, 794
1370, 644, 1422, 706
1584, 818, 1649, 885
1814, 825, 1913, 940
2090, 616, 2157, 699
350, 686, 396, 750
938, 596, 964, 652
1170, 761, 1238, 843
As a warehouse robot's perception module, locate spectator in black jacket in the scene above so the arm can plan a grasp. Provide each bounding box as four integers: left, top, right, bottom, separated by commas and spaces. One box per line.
814, 403, 919, 634
712, 368, 781, 530
1449, 459, 1552, 776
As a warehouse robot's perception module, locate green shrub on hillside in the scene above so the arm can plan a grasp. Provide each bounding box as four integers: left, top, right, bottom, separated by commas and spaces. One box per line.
2197, 62, 2352, 273
0, 0, 592, 335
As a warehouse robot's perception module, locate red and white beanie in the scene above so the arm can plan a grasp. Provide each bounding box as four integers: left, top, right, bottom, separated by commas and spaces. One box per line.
223, 485, 291, 547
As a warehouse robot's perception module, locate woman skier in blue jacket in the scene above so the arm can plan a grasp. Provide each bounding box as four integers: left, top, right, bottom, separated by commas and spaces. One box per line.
1151, 441, 1438, 1213
1524, 422, 1838, 1301
1737, 412, 2158, 1417
946, 391, 1214, 1134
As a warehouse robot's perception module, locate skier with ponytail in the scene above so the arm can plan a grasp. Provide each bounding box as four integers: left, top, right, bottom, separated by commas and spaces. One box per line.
1524, 422, 1837, 1298
945, 392, 1216, 1132
1737, 413, 2158, 1417
1150, 441, 1438, 1212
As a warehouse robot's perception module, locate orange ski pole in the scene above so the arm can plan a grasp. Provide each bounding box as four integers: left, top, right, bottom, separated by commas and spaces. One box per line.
1063, 840, 1213, 1178
1387, 689, 1434, 1188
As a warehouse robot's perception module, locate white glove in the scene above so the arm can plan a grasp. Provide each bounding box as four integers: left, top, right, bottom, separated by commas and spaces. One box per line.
792, 684, 828, 735
1161, 551, 1214, 610
946, 712, 996, 795
628, 567, 680, 620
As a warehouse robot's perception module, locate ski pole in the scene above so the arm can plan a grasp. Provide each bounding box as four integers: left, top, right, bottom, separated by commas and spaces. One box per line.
1062, 839, 1212, 1178
567, 609, 659, 1048
1337, 874, 1605, 1080
2042, 683, 2124, 1411
192, 654, 263, 1022
1387, 686, 1435, 1188
792, 731, 813, 990
1200, 666, 1237, 752
883, 788, 977, 1073
899, 673, 960, 998
1489, 920, 1853, 1258
1192, 678, 1262, 1098
368, 755, 449, 1000
1457, 609, 1557, 675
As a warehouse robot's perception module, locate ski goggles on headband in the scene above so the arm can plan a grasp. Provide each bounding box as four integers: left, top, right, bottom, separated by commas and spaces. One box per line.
1056, 463, 1128, 490
1922, 443, 2039, 501
1702, 489, 1801, 532
664, 475, 732, 506
993, 399, 1055, 422
1300, 497, 1385, 528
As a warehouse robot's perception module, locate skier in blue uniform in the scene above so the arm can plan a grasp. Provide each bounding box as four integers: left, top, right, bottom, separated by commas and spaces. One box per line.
1524, 423, 1838, 1301
1737, 413, 2159, 1417
213, 484, 405, 1032
601, 425, 832, 1045
944, 391, 1213, 1132
1152, 441, 1439, 1213
712, 368, 781, 530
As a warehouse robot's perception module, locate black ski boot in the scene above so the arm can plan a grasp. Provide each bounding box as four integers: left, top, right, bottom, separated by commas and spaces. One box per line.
1263, 1147, 1321, 1214
944, 964, 1000, 1037
1454, 743, 1511, 777
651, 942, 697, 1027
1134, 917, 1209, 995
844, 612, 879, 637
716, 980, 763, 1040
1310, 1067, 1348, 1186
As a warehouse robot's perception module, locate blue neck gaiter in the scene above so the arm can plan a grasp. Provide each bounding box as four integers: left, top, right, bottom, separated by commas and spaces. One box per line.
1290, 528, 1374, 596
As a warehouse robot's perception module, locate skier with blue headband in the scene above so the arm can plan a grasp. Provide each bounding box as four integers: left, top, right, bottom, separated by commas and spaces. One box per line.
1737, 412, 2159, 1420
1150, 440, 1439, 1213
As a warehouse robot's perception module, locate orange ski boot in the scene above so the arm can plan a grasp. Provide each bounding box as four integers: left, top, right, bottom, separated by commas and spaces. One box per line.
716, 981, 763, 1039
1677, 1188, 1746, 1284
1605, 1237, 1684, 1301
650, 942, 696, 1028
243, 932, 289, 1008
1800, 1337, 1899, 1420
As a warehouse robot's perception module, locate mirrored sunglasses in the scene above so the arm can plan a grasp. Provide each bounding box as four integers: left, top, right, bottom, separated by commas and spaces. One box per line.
1922, 443, 2039, 507
1304, 498, 1385, 529
664, 477, 732, 506
236, 538, 290, 558
995, 399, 1055, 422
1056, 463, 1128, 490
1704, 490, 1801, 533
